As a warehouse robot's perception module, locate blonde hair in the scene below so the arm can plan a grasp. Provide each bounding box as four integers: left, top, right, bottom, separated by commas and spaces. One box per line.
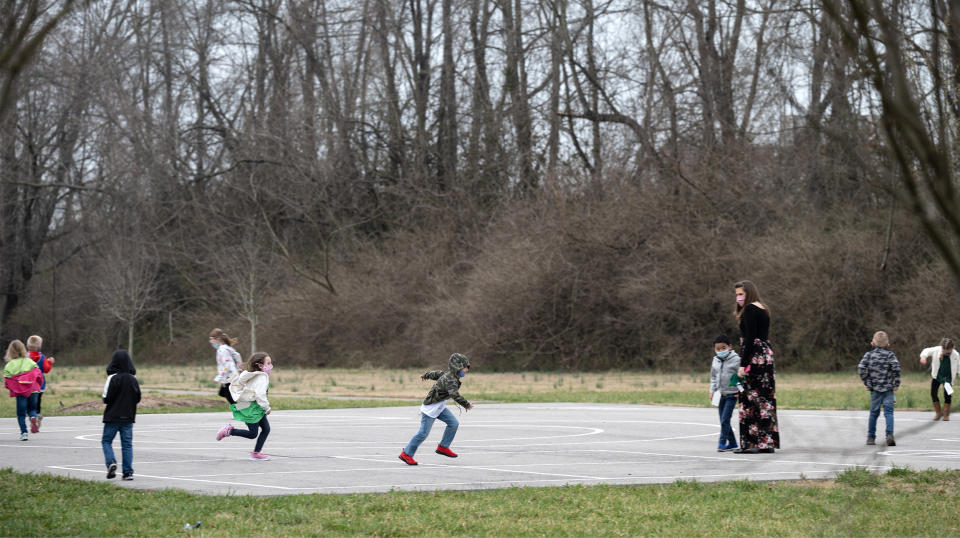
208, 328, 239, 347
26, 335, 43, 351
4, 340, 28, 363
872, 331, 890, 348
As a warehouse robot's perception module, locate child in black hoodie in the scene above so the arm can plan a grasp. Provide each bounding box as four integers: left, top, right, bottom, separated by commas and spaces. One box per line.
102, 350, 141, 480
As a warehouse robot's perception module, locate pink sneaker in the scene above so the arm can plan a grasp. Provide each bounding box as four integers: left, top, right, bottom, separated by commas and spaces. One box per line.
30, 417, 38, 434
250, 452, 271, 461
216, 424, 233, 441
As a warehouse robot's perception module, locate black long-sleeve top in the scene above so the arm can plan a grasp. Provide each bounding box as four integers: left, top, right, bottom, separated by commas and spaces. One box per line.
739, 304, 770, 367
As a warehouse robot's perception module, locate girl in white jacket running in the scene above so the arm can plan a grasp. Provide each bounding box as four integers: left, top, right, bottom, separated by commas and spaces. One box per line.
216, 353, 273, 460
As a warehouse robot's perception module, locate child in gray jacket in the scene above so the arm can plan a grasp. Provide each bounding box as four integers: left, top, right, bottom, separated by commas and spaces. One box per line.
710, 334, 740, 452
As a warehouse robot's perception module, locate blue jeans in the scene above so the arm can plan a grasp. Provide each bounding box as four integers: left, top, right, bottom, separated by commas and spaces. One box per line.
15, 393, 39, 434
404, 408, 459, 456
868, 390, 895, 437
102, 422, 134, 475
718, 394, 738, 446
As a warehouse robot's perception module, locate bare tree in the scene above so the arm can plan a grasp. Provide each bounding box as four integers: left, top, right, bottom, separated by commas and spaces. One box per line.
95, 233, 161, 356
0, 0, 88, 121
821, 0, 960, 282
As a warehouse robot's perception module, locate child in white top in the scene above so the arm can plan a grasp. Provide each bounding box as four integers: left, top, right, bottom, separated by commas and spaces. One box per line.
920, 338, 960, 421
209, 328, 241, 403
216, 352, 273, 460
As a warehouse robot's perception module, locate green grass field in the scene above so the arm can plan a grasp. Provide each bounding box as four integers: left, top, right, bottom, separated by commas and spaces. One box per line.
2, 467, 959, 536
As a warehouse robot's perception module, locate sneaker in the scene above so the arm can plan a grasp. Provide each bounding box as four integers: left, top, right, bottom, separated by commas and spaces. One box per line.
107, 463, 117, 479
19, 432, 28, 441
249, 452, 271, 461
866, 436, 876, 445
723, 441, 738, 451
716, 441, 726, 452
37, 414, 43, 428
435, 445, 458, 458
398, 451, 418, 465
30, 417, 38, 434
121, 472, 134, 481
216, 424, 233, 441
886, 434, 896, 446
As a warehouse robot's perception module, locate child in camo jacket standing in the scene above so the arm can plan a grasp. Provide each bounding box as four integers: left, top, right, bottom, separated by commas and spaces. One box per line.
858, 331, 901, 447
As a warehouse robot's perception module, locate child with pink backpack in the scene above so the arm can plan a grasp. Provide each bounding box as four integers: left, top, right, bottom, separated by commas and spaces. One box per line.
3, 340, 43, 441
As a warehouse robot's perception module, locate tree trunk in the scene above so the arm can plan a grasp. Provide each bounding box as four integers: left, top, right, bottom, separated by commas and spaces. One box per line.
502, 0, 536, 196
436, 0, 457, 191
128, 321, 135, 356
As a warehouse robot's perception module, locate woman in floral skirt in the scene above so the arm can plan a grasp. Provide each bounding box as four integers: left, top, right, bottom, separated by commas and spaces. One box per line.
733, 280, 779, 454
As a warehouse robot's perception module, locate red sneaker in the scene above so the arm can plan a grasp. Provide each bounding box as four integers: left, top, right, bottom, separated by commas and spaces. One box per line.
398, 451, 418, 465
30, 417, 39, 434
435, 445, 458, 458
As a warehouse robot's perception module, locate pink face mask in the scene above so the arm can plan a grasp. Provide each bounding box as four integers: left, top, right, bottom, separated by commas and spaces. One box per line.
261, 364, 273, 374
736, 296, 745, 306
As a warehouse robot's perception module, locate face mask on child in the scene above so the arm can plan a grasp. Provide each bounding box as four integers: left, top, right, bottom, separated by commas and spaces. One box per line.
736, 296, 745, 306
210, 341, 220, 349
261, 364, 273, 374
457, 371, 466, 378
716, 349, 731, 359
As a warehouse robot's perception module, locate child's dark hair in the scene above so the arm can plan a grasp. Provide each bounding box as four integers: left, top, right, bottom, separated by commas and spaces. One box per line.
247, 352, 270, 371
713, 334, 730, 345
942, 337, 955, 351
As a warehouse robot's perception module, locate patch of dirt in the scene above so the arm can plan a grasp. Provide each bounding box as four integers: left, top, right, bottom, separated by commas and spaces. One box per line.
53, 396, 222, 414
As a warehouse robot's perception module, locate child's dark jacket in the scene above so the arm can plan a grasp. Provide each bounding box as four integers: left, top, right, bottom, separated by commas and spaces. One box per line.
102, 350, 141, 423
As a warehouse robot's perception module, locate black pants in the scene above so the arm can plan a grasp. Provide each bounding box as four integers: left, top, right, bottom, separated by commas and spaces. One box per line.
931, 379, 952, 404
36, 392, 43, 414
230, 416, 270, 452
218, 384, 236, 404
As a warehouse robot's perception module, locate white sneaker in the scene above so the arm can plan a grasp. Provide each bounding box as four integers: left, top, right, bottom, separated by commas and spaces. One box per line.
20, 432, 28, 441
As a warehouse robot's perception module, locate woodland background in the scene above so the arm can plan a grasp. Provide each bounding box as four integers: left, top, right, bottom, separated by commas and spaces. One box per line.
1, 0, 958, 371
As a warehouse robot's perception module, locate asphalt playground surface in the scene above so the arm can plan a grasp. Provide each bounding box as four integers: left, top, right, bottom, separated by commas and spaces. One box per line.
5, 403, 960, 496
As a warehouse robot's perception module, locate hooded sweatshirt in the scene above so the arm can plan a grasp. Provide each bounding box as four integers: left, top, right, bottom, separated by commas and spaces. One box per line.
102, 350, 141, 423
421, 353, 471, 408
710, 349, 741, 396
227, 370, 270, 412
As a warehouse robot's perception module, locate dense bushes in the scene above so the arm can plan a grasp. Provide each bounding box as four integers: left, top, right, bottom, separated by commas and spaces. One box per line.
237, 188, 946, 372
10, 176, 952, 372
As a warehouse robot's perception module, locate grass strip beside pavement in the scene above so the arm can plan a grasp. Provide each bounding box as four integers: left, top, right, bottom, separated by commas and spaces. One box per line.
2, 467, 959, 536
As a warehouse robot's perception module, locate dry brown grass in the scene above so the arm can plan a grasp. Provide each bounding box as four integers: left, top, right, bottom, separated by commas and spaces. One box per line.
45, 365, 883, 399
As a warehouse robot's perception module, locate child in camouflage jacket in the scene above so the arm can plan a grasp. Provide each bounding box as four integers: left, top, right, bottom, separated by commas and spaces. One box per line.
858, 331, 901, 446
399, 353, 473, 465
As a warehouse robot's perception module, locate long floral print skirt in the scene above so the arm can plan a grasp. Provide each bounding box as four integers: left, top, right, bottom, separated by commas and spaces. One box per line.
739, 339, 780, 449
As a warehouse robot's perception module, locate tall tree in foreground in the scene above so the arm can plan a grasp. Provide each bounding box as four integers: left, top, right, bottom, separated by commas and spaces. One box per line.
822, 0, 960, 283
